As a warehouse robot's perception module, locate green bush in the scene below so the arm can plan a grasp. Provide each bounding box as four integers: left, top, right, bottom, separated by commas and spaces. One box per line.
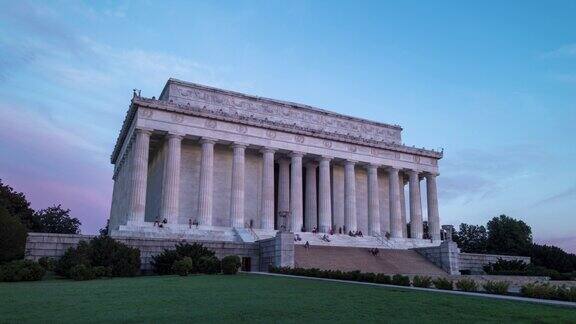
38, 257, 55, 271
482, 281, 510, 295
198, 256, 221, 274
70, 264, 96, 281
456, 278, 478, 292
374, 273, 391, 284
150, 243, 216, 275
520, 283, 557, 300
222, 255, 241, 275
432, 277, 453, 290
173, 257, 194, 276
150, 250, 180, 275
55, 236, 140, 280
0, 207, 27, 264
555, 286, 576, 302
412, 276, 433, 288
391, 274, 410, 286
483, 258, 528, 273
93, 266, 112, 278
0, 260, 45, 282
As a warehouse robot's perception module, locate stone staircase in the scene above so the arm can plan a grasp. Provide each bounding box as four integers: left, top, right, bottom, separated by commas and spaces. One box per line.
294, 245, 447, 276
294, 232, 439, 249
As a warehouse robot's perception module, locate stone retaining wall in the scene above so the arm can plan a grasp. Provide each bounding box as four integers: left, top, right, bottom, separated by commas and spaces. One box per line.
459, 253, 531, 274
414, 241, 461, 275
26, 232, 297, 273
25, 233, 261, 272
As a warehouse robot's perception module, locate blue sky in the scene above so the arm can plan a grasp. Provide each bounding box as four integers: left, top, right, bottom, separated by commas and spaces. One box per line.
0, 1, 574, 251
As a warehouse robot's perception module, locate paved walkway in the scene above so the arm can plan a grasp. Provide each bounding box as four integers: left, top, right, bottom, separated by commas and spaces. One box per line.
251, 272, 576, 308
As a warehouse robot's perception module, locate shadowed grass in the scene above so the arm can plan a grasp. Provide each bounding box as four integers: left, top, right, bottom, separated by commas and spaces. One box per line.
0, 273, 574, 323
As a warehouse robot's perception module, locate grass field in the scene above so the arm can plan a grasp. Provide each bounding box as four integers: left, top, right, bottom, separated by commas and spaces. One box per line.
0, 274, 574, 323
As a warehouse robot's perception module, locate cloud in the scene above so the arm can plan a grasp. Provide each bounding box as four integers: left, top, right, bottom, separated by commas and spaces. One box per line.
540, 44, 576, 59
438, 144, 548, 203
531, 185, 576, 208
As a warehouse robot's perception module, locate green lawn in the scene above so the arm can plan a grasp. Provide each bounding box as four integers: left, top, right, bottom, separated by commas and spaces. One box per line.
0, 274, 574, 323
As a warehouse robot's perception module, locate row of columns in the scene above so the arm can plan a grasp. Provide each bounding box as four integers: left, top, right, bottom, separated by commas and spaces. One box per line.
127, 128, 441, 240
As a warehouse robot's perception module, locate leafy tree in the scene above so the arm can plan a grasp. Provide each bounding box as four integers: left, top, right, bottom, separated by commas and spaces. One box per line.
486, 215, 532, 256
34, 205, 81, 234
0, 207, 27, 263
453, 223, 488, 253
531, 244, 576, 273
0, 179, 38, 231
99, 220, 109, 236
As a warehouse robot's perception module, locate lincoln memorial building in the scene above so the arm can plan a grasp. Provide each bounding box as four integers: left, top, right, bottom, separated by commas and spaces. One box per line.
108, 79, 444, 249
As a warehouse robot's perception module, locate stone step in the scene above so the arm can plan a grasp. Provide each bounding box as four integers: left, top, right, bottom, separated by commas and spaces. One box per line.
295, 245, 447, 276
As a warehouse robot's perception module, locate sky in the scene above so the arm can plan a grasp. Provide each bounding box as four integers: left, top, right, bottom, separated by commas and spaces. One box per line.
0, 1, 574, 252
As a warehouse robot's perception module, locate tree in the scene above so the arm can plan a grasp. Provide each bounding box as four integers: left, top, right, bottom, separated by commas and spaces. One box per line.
0, 207, 27, 263
0, 179, 38, 231
453, 223, 488, 253
531, 244, 576, 273
486, 215, 532, 256
34, 205, 81, 234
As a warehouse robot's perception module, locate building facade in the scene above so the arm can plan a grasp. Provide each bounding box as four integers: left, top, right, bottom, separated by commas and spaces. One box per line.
108, 79, 443, 243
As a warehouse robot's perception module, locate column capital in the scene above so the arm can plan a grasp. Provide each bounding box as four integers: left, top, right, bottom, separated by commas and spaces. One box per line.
277, 157, 291, 166
344, 160, 357, 166
135, 127, 153, 136
318, 155, 333, 162
200, 137, 217, 145
367, 163, 379, 171
166, 132, 184, 140
260, 147, 276, 154
387, 166, 400, 173
289, 151, 304, 158
231, 142, 248, 149
424, 172, 439, 179
305, 161, 318, 169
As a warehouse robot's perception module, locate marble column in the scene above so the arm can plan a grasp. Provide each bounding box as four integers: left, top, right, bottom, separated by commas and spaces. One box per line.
408, 170, 423, 239
367, 164, 381, 235
198, 138, 215, 226
400, 174, 407, 238
426, 173, 441, 240
388, 167, 403, 238
128, 128, 151, 224
160, 133, 182, 224
290, 152, 303, 232
318, 156, 332, 233
260, 148, 275, 230
230, 143, 246, 228
277, 158, 290, 230
304, 162, 318, 232
344, 160, 357, 232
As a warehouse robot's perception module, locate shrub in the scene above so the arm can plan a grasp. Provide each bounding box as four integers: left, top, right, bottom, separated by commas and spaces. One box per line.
38, 257, 55, 271
556, 286, 576, 302
482, 281, 510, 295
0, 260, 45, 282
173, 257, 194, 276
150, 243, 216, 275
55, 236, 140, 279
391, 274, 410, 286
456, 278, 478, 292
374, 273, 391, 284
93, 266, 112, 278
412, 276, 433, 288
222, 255, 241, 275
55, 242, 91, 278
433, 277, 453, 290
198, 256, 221, 274
70, 264, 96, 281
520, 283, 557, 300
150, 250, 180, 275
484, 258, 528, 274
0, 207, 27, 264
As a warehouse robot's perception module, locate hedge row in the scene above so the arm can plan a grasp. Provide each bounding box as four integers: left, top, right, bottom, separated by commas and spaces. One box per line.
151, 243, 241, 276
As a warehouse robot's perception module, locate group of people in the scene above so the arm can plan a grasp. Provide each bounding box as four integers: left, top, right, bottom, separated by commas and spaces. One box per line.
369, 248, 380, 256
153, 218, 168, 228
348, 230, 364, 237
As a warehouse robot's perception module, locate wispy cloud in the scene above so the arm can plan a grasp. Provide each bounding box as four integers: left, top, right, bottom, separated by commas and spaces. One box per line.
540, 44, 576, 59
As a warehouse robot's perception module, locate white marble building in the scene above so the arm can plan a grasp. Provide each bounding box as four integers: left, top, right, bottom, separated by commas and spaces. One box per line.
108, 79, 443, 246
